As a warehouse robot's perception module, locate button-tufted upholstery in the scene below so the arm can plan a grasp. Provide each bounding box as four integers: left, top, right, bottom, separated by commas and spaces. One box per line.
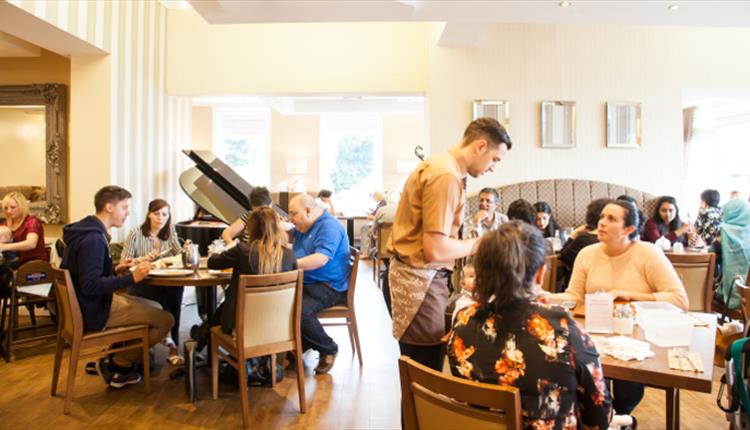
466, 179, 656, 228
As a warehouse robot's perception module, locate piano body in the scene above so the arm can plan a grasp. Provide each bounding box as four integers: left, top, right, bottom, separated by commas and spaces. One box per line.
176, 150, 287, 255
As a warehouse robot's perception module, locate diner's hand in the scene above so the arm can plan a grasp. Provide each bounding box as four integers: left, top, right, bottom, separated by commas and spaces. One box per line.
115, 258, 136, 274
570, 224, 588, 240
535, 290, 551, 304
609, 290, 632, 301
131, 261, 151, 283
474, 209, 489, 224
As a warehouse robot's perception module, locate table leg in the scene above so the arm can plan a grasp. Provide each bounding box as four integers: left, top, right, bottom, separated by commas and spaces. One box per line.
666, 387, 680, 430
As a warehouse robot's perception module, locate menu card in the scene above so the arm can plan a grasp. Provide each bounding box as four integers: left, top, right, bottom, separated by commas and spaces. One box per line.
585, 292, 614, 334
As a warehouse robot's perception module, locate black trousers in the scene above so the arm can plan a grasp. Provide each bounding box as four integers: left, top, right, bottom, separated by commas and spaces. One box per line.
611, 379, 645, 415
398, 342, 443, 371
129, 285, 184, 344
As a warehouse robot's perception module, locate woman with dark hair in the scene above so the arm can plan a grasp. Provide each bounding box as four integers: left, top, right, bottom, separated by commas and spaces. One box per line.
123, 198, 183, 364
642, 196, 691, 246
694, 189, 722, 247
447, 221, 611, 429
557, 198, 610, 290
553, 200, 687, 417
533, 201, 560, 238
506, 198, 536, 225
616, 195, 645, 238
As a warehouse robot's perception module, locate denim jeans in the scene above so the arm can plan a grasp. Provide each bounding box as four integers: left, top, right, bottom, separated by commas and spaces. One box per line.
301, 282, 347, 355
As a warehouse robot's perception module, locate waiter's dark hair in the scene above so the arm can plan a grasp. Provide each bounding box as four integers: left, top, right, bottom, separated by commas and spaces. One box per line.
474, 221, 546, 311
94, 186, 132, 213
462, 117, 512, 149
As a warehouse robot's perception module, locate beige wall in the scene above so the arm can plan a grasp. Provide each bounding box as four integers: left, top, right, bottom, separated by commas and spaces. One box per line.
0, 108, 46, 185
0, 49, 71, 85
270, 110, 321, 191
426, 23, 750, 205
383, 114, 425, 192
191, 106, 213, 150
166, 10, 429, 95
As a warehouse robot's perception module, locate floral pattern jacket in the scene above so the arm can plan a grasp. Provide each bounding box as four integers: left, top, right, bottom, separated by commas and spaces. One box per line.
447, 302, 612, 430
694, 206, 722, 247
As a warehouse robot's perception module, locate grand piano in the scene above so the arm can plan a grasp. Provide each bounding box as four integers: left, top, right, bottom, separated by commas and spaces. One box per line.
176, 150, 288, 255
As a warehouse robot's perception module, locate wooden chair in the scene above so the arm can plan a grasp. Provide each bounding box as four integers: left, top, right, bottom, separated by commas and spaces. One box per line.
665, 252, 716, 312
317, 247, 362, 366
735, 278, 750, 323
211, 270, 306, 428
1, 260, 57, 362
49, 267, 151, 414
372, 222, 393, 289
540, 255, 559, 293
398, 356, 522, 430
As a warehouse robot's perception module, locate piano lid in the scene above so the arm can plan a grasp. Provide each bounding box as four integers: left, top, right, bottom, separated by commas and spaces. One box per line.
180, 150, 287, 224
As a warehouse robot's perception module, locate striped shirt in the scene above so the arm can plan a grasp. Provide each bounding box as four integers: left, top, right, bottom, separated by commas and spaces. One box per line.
121, 227, 182, 260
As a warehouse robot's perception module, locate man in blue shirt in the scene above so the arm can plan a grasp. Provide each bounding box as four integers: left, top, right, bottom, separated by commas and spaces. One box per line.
288, 194, 350, 374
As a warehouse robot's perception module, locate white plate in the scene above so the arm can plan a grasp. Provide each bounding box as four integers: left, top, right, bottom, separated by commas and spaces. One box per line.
148, 269, 194, 277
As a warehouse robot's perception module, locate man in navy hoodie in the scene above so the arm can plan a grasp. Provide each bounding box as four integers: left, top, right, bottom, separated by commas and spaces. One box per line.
61, 186, 173, 388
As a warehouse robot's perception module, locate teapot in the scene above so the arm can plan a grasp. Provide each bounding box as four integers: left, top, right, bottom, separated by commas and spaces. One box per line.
181, 241, 200, 272
655, 236, 671, 251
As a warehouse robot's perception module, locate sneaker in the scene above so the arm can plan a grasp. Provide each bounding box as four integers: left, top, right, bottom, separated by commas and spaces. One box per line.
95, 357, 113, 385
314, 352, 337, 374
109, 369, 143, 388
85, 361, 97, 375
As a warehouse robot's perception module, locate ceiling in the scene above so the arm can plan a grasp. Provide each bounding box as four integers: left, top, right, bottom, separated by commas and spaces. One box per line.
0, 30, 40, 58
187, 0, 750, 28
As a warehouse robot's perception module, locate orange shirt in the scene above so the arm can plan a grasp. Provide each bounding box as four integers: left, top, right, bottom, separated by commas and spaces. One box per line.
388, 149, 466, 269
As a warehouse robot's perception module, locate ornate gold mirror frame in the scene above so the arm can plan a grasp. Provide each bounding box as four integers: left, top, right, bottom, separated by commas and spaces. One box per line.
0, 84, 68, 223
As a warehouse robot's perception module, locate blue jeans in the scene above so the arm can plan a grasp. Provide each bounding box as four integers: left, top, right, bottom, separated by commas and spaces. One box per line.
301, 282, 347, 355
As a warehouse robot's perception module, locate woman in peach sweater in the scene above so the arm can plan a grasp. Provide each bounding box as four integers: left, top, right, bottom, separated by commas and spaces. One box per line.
552, 199, 688, 418
554, 200, 688, 311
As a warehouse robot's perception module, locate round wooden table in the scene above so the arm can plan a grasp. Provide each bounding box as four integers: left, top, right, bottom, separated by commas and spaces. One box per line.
139, 269, 231, 322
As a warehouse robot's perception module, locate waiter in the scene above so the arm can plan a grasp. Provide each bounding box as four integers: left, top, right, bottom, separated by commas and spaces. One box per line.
387, 117, 512, 370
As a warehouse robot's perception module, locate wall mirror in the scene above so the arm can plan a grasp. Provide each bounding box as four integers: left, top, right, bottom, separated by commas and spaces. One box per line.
606, 101, 642, 148
0, 84, 68, 223
541, 101, 576, 148
473, 100, 510, 131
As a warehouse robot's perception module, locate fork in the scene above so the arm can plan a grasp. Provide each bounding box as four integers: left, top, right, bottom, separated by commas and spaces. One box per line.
675, 347, 699, 372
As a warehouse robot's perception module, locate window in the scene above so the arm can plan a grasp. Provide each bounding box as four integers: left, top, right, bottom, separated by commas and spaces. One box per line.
212, 107, 270, 186
320, 114, 382, 214
685, 101, 750, 210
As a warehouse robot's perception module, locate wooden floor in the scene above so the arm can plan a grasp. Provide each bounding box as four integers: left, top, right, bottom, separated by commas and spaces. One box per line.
0, 260, 731, 429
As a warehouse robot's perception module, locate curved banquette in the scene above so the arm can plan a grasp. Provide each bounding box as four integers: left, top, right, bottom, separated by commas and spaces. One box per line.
466, 179, 657, 228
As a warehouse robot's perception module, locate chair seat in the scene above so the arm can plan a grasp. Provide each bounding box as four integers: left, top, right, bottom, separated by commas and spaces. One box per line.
82, 324, 150, 341
317, 305, 351, 316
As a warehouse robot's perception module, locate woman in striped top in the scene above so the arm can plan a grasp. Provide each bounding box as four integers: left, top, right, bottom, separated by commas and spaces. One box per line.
123, 198, 183, 365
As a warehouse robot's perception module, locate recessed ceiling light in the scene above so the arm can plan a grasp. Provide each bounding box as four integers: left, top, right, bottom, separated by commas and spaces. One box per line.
559, 1, 572, 7
668, 4, 679, 10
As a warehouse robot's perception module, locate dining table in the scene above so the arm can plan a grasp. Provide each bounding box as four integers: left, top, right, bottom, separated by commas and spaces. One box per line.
573, 306, 716, 430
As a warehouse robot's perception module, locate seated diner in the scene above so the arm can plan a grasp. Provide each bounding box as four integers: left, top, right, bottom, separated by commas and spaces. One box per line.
447, 221, 612, 429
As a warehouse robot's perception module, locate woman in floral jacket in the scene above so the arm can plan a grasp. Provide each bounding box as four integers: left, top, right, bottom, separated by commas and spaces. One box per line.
447, 221, 612, 429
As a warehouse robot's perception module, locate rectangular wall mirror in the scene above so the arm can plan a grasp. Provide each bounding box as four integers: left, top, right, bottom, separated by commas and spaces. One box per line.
606, 101, 642, 148
541, 101, 576, 148
0, 84, 68, 223
473, 100, 510, 131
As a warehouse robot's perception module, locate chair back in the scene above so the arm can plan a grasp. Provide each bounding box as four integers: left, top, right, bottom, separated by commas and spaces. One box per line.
735, 279, 750, 323
346, 246, 360, 306
376, 222, 393, 259
398, 356, 521, 430
540, 255, 558, 293
50, 267, 83, 342
665, 252, 716, 312
236, 270, 303, 350
14, 259, 54, 288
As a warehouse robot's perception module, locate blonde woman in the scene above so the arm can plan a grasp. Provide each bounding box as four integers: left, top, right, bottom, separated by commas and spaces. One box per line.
206, 206, 298, 334
0, 192, 47, 264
